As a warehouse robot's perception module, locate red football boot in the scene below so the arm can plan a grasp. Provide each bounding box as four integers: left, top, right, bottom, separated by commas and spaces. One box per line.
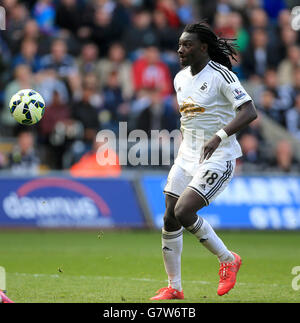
0, 290, 14, 303
217, 252, 242, 296
150, 286, 184, 300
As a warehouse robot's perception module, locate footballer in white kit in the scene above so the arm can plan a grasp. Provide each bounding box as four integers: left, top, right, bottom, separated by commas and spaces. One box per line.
164, 60, 252, 205
151, 22, 257, 301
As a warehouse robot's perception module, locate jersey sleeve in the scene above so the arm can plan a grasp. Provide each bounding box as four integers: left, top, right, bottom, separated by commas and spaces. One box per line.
219, 72, 252, 110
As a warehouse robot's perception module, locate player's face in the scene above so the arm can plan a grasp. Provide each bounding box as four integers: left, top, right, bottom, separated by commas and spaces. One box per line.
178, 32, 207, 67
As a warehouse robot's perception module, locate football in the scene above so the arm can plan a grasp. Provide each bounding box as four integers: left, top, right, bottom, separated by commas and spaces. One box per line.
9, 89, 45, 125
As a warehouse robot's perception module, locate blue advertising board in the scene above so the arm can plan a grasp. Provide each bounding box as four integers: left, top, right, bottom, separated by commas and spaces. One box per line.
0, 177, 145, 228
142, 175, 300, 230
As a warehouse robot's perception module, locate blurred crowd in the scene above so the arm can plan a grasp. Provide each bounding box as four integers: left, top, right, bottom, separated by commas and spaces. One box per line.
0, 0, 300, 175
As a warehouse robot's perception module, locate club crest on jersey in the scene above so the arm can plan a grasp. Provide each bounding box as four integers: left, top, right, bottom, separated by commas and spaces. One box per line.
200, 82, 208, 91
232, 87, 246, 100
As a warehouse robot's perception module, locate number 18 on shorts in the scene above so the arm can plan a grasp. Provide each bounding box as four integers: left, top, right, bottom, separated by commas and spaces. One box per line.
164, 159, 235, 205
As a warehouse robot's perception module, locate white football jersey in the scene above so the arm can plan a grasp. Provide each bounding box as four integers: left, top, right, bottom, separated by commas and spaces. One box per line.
174, 60, 252, 175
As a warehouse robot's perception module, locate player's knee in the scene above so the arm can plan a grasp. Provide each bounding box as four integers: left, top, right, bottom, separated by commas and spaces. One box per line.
174, 202, 199, 228
174, 202, 187, 225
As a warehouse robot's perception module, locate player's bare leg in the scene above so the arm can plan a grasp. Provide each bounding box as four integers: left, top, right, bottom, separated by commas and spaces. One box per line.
150, 195, 185, 300
174, 188, 241, 296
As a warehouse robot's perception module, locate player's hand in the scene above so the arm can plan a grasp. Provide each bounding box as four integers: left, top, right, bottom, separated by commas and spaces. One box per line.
201, 135, 221, 161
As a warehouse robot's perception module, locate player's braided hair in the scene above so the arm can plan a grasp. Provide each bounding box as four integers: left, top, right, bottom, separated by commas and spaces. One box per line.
183, 21, 237, 71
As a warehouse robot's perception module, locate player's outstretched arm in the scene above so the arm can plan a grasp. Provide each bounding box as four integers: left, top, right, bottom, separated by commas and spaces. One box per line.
202, 100, 257, 160
223, 100, 257, 137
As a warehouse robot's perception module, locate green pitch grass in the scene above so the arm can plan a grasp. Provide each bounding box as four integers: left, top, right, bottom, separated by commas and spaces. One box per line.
0, 230, 299, 303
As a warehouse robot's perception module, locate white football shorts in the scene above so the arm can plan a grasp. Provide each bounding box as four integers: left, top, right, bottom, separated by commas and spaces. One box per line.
164, 158, 235, 205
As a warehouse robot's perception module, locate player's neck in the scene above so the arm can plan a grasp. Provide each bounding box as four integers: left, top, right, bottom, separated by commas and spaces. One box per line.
190, 57, 210, 76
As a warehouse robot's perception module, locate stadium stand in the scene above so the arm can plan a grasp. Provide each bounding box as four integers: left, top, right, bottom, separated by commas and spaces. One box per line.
0, 0, 299, 175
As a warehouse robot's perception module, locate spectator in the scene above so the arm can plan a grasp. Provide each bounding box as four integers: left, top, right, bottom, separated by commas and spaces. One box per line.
98, 42, 133, 99
2, 0, 17, 15
78, 72, 103, 109
122, 9, 158, 57
238, 111, 272, 170
129, 88, 152, 116
163, 94, 181, 130
38, 90, 72, 169
156, 0, 180, 28
7, 129, 40, 175
132, 46, 173, 98
22, 19, 40, 43
136, 87, 177, 135
40, 38, 78, 78
229, 11, 250, 53
71, 74, 102, 144
239, 133, 262, 169
134, 88, 181, 167
0, 38, 11, 93
277, 26, 299, 62
152, 9, 181, 78
4, 2, 29, 54
176, 0, 194, 25
286, 93, 300, 141
277, 9, 292, 30
35, 69, 69, 106
21, 19, 52, 56
55, 0, 82, 35
242, 28, 278, 79
247, 7, 276, 45
253, 68, 292, 114
216, 0, 231, 14
39, 90, 71, 139
278, 45, 300, 85
111, 0, 133, 31
76, 42, 101, 76
70, 136, 121, 177
257, 90, 284, 126
90, 6, 122, 57
2, 64, 35, 129
0, 150, 7, 170
262, 0, 286, 21
274, 140, 297, 173
102, 70, 124, 125
152, 9, 180, 52
238, 112, 266, 145
284, 66, 300, 107
12, 38, 41, 73
213, 10, 250, 56
231, 51, 246, 80
32, 0, 56, 35
195, 0, 217, 25
214, 12, 236, 39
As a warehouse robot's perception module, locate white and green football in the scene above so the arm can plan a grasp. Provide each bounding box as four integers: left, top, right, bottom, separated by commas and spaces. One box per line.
9, 89, 45, 125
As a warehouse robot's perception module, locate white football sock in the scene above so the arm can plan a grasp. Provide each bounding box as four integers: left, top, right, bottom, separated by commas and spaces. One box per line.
162, 228, 183, 291
186, 217, 234, 263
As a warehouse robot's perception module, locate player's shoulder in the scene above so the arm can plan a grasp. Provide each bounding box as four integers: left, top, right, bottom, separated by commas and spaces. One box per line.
174, 66, 190, 80
174, 66, 190, 89
207, 60, 238, 85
